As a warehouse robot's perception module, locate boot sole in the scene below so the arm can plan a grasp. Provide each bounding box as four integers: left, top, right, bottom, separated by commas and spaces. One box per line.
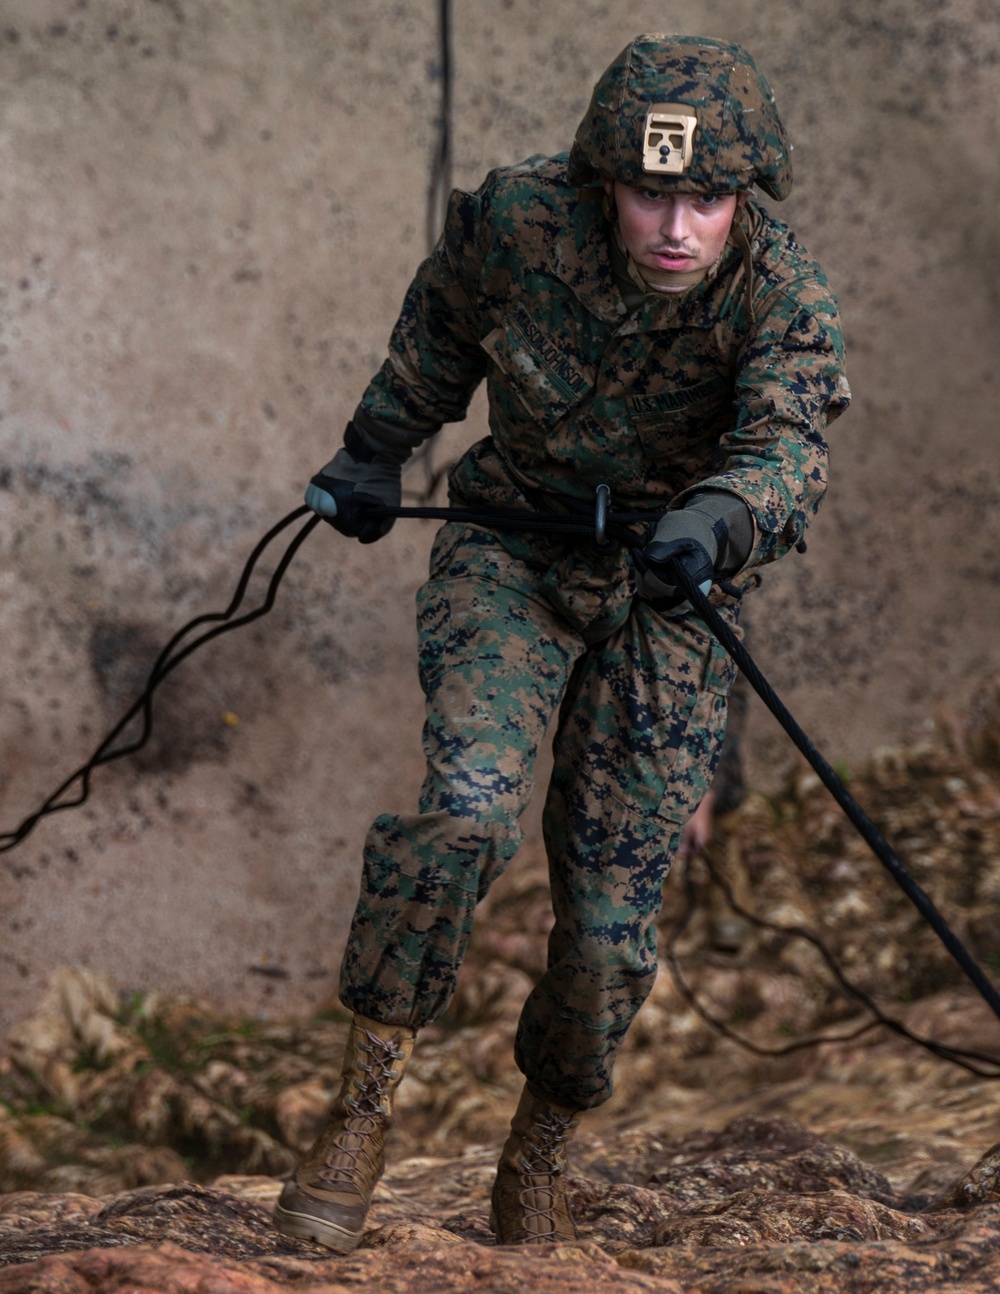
273, 1201, 363, 1252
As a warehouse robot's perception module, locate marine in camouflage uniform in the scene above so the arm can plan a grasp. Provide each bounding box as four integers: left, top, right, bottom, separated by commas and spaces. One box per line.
274, 34, 850, 1252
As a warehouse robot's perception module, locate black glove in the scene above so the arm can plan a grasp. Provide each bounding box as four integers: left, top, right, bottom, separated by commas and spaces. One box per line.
306, 452, 400, 544
305, 416, 406, 544
636, 492, 753, 614
637, 513, 716, 612
305, 409, 438, 544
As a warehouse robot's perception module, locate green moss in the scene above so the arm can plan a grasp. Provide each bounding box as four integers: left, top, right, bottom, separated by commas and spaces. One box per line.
313, 1004, 351, 1025
71, 1043, 116, 1074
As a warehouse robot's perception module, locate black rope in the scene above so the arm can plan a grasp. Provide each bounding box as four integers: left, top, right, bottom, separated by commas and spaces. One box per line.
4, 497, 1000, 1076
0, 502, 605, 859
425, 0, 453, 254
0, 507, 319, 857
386, 501, 651, 539
4, 6, 457, 850
664, 852, 881, 1058
0, 502, 615, 859
409, 0, 455, 503
669, 559, 1000, 1028
663, 846, 1000, 1077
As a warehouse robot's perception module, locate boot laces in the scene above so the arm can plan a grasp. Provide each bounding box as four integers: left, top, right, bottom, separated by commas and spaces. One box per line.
509, 1109, 576, 1234
518, 1108, 575, 1181
321, 1031, 406, 1186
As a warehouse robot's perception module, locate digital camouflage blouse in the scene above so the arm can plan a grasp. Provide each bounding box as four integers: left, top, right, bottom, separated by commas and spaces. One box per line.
359, 154, 850, 574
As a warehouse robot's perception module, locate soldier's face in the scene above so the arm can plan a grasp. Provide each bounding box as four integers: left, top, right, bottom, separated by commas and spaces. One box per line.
605, 181, 742, 284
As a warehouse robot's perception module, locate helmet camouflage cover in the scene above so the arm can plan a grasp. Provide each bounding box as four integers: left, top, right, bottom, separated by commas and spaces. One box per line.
567, 34, 792, 200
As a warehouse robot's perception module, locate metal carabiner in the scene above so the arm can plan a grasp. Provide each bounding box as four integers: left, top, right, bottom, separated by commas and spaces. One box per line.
594, 483, 611, 547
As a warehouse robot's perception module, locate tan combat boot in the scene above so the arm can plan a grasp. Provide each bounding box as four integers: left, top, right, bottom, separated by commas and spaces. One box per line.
273, 1014, 415, 1252
490, 1084, 582, 1245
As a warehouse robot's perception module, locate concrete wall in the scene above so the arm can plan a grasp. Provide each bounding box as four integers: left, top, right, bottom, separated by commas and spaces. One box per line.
2, 0, 998, 1036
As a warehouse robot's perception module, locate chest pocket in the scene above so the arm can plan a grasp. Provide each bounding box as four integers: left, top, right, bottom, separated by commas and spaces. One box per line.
628, 374, 732, 468
481, 310, 591, 428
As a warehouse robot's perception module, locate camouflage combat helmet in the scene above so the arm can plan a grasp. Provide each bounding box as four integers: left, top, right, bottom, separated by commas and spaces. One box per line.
567, 34, 792, 200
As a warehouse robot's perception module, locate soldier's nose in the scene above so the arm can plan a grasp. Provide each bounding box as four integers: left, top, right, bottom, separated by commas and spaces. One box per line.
660, 201, 692, 242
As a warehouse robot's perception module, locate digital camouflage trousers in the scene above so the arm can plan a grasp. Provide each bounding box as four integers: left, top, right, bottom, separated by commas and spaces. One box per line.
339, 523, 738, 1109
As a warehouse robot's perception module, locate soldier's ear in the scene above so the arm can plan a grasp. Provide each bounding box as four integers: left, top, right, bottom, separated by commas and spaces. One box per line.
736, 190, 749, 208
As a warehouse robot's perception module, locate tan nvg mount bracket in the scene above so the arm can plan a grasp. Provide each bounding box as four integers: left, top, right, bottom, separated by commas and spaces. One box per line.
642, 104, 697, 175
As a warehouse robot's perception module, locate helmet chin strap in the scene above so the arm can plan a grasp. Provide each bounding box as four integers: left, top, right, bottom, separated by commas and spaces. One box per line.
727, 204, 757, 323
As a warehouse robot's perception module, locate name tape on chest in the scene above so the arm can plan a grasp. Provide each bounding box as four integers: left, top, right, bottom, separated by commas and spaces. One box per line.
510, 305, 590, 397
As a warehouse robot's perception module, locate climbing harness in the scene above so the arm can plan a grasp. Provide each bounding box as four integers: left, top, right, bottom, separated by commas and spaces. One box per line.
3, 487, 999, 1072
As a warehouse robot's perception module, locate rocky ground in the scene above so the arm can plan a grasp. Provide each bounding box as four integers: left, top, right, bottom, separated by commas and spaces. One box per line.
2, 681, 1000, 1290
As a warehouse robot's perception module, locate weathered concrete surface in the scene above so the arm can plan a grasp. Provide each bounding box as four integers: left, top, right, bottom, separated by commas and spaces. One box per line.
2, 0, 1000, 1036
